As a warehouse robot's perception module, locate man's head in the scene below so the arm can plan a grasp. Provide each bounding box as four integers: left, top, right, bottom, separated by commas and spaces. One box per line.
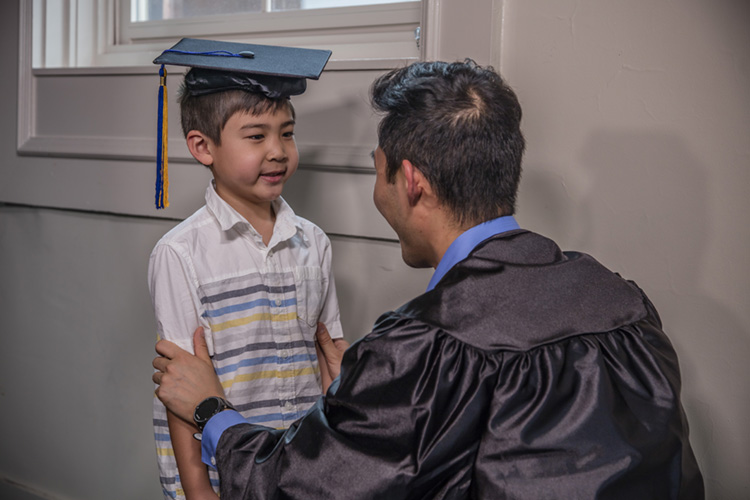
371, 60, 525, 227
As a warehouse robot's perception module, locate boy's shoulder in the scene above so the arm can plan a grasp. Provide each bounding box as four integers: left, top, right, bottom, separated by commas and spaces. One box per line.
152, 204, 216, 251
283, 209, 329, 246
274, 197, 329, 243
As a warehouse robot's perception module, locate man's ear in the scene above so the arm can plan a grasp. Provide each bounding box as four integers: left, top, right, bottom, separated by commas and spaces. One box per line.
186, 130, 214, 167
401, 159, 431, 206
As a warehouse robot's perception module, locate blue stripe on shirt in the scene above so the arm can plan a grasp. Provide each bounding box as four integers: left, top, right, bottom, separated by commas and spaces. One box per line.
214, 353, 317, 375
204, 297, 297, 318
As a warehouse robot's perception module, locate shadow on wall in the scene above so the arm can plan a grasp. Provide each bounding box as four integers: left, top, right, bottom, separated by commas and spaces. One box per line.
522, 130, 749, 498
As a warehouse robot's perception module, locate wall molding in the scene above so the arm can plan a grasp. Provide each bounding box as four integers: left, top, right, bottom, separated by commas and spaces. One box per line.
18, 134, 375, 171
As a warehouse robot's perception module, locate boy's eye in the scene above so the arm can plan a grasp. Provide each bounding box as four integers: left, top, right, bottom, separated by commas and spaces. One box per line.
247, 134, 264, 140
283, 131, 295, 138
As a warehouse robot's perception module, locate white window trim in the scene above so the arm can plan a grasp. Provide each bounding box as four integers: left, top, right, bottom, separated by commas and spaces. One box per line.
19, 0, 426, 168
120, 1, 420, 43
33, 0, 422, 69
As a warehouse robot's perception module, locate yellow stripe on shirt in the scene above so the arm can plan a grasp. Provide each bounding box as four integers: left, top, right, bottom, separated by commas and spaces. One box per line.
221, 366, 318, 390
212, 312, 298, 332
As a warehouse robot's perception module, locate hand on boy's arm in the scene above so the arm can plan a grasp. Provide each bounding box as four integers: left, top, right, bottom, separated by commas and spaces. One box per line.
153, 327, 225, 424
315, 322, 350, 394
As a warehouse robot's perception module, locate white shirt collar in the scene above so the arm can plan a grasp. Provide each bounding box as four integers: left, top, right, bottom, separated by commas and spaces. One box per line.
204, 181, 306, 248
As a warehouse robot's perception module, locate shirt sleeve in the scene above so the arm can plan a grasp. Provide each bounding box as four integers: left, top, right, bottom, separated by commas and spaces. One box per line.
315, 230, 344, 340
201, 410, 248, 468
148, 242, 213, 355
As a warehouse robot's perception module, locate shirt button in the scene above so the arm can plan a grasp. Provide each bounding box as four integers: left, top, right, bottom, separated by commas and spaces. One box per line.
275, 299, 282, 306
281, 350, 289, 359
210, 457, 216, 466
284, 401, 293, 411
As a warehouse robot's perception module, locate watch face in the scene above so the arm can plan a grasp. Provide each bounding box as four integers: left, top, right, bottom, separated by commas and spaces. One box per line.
195, 397, 220, 422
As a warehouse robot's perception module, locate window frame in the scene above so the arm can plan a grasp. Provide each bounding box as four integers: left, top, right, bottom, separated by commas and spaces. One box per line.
32, 0, 422, 69
120, 1, 421, 43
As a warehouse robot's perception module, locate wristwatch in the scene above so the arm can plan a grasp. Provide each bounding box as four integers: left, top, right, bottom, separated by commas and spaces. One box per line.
194, 396, 235, 431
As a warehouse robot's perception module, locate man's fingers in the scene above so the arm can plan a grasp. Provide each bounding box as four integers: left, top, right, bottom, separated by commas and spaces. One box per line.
315, 322, 348, 385
153, 355, 168, 372
155, 338, 177, 358
193, 326, 212, 362
333, 338, 351, 351
316, 322, 333, 346
315, 337, 333, 393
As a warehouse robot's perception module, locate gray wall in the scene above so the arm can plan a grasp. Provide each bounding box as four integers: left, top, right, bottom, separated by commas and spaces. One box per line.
500, 2, 750, 498
1, 0, 748, 499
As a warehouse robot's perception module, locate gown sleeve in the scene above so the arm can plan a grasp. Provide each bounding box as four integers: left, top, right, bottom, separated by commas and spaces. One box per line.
214, 314, 500, 499
212, 305, 703, 500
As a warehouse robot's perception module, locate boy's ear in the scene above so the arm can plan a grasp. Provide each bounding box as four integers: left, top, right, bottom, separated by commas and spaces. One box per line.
401, 159, 432, 206
186, 130, 214, 167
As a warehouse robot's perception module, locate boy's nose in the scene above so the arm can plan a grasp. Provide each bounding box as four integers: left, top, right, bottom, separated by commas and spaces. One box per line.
266, 138, 287, 162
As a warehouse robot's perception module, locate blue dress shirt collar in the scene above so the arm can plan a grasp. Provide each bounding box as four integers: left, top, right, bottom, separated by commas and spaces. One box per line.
426, 215, 520, 291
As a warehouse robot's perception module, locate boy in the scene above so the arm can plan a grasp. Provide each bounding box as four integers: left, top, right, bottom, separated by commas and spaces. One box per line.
148, 39, 343, 500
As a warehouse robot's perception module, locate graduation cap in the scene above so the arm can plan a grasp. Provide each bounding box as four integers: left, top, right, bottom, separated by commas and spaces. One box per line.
152, 38, 332, 209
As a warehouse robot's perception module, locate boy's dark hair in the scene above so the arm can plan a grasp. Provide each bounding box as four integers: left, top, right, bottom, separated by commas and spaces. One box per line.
179, 71, 295, 146
370, 60, 525, 225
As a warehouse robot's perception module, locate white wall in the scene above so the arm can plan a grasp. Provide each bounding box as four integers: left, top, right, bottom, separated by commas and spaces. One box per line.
500, 1, 750, 498
1, 0, 748, 499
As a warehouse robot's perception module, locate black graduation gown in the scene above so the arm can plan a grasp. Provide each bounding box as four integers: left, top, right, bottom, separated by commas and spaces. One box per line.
215, 230, 704, 499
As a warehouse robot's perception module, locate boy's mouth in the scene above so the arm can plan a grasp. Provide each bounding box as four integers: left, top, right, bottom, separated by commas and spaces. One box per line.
259, 169, 286, 183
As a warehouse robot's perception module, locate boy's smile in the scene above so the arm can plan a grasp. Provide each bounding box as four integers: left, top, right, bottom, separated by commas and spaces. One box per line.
258, 168, 288, 184
206, 106, 299, 220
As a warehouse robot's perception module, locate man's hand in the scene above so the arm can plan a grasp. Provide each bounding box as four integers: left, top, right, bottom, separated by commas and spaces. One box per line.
153, 327, 225, 424
314, 322, 349, 393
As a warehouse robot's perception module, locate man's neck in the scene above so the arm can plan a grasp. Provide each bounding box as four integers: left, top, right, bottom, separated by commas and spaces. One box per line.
419, 209, 468, 269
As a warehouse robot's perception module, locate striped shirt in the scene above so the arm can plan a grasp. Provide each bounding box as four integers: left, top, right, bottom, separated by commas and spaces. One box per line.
148, 183, 343, 499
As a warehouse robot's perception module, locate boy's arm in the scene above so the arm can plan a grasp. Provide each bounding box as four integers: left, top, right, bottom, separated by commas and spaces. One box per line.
167, 411, 219, 500
148, 243, 213, 354
149, 243, 216, 498
316, 233, 344, 340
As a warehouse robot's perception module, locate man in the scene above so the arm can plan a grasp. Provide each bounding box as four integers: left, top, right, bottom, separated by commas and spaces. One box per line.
153, 60, 704, 499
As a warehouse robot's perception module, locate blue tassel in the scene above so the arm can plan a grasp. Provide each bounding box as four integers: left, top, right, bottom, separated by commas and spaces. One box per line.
156, 64, 169, 209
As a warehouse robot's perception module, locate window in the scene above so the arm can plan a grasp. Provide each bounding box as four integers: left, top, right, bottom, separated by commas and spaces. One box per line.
33, 0, 422, 69
131, 0, 414, 21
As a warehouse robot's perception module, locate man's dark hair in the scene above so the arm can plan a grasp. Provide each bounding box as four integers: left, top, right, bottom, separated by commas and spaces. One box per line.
371, 60, 525, 225
179, 71, 295, 147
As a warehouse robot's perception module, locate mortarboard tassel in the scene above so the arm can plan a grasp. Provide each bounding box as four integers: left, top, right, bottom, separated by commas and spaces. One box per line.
156, 64, 169, 209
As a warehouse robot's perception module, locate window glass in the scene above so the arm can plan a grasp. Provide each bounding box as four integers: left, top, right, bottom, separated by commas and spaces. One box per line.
132, 0, 416, 22
273, 0, 411, 11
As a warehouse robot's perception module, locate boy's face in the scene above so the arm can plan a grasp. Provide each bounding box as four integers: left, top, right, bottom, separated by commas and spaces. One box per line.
209, 106, 298, 209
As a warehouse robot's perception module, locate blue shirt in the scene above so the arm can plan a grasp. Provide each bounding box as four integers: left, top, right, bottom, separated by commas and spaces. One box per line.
427, 215, 520, 291
201, 215, 521, 467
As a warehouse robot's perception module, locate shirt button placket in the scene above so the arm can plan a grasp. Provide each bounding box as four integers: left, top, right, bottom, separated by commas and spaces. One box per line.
270, 249, 292, 426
